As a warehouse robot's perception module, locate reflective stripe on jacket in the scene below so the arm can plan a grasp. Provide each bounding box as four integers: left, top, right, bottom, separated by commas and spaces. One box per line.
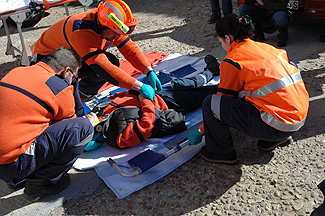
217, 39, 309, 132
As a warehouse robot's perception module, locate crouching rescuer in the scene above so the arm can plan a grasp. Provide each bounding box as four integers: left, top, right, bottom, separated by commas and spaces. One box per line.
30, 0, 162, 102
187, 14, 309, 164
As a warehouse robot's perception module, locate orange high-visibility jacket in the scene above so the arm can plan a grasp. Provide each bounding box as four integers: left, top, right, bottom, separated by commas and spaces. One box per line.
217, 39, 309, 132
31, 9, 151, 90
0, 62, 76, 164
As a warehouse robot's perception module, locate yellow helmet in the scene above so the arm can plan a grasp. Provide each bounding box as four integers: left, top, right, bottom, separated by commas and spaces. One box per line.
97, 0, 138, 35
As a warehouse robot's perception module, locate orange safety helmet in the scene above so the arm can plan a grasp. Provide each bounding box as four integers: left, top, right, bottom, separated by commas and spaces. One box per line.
97, 0, 138, 35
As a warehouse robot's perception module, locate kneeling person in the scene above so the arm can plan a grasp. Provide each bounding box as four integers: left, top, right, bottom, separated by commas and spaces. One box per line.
0, 47, 94, 201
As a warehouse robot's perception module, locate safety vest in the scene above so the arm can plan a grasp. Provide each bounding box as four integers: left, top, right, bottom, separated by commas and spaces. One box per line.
224, 39, 309, 132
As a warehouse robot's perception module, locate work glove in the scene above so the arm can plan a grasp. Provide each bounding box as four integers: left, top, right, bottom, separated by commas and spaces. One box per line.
147, 70, 162, 92
84, 133, 104, 151
187, 128, 204, 145
139, 83, 155, 101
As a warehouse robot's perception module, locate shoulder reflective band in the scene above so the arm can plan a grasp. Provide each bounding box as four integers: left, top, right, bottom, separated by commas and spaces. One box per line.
108, 13, 129, 34
239, 72, 302, 98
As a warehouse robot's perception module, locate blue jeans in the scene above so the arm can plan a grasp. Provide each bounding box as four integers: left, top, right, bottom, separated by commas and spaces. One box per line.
202, 95, 294, 154
0, 118, 93, 186
238, 3, 290, 42
209, 0, 233, 19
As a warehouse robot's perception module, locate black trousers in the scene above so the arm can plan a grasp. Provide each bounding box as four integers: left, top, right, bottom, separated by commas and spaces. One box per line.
202, 94, 294, 154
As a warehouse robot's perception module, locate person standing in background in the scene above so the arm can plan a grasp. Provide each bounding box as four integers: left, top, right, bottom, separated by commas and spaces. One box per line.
207, 0, 233, 24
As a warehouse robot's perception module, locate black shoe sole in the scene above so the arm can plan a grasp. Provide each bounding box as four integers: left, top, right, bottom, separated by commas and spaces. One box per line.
199, 152, 238, 164
257, 136, 293, 152
7, 181, 27, 191
204, 55, 220, 76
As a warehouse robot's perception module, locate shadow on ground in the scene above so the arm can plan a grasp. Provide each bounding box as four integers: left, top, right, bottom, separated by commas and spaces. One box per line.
57, 133, 273, 215
0, 60, 20, 78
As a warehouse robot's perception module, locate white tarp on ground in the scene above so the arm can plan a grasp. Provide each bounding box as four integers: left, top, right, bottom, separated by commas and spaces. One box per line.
73, 54, 220, 199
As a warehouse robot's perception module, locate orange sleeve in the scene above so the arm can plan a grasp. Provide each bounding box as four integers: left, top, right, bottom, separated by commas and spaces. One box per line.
52, 86, 77, 121
114, 36, 151, 73
217, 60, 244, 98
116, 99, 156, 148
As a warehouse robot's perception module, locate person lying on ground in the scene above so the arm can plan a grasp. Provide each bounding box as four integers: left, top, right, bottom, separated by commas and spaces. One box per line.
30, 0, 161, 102
187, 14, 309, 164
85, 60, 220, 151
0, 47, 94, 202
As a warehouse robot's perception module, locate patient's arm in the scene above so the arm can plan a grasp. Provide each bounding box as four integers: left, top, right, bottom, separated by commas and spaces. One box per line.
115, 98, 157, 148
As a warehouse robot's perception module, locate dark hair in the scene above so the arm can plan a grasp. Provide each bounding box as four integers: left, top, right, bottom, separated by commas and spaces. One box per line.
215, 14, 254, 42
43, 47, 82, 73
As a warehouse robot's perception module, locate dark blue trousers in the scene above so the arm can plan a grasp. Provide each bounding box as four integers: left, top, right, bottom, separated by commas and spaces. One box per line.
0, 117, 93, 186
159, 71, 218, 113
202, 95, 294, 154
78, 52, 120, 95
209, 0, 233, 19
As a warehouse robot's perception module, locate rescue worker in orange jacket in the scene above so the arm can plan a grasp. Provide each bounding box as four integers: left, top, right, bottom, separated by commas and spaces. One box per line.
0, 47, 94, 201
187, 14, 309, 164
31, 0, 161, 102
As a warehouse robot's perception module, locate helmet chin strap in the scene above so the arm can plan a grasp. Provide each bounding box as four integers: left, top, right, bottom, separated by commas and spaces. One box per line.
108, 13, 129, 34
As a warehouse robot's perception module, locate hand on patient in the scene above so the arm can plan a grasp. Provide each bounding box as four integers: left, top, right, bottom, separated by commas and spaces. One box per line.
139, 83, 155, 101
147, 70, 162, 91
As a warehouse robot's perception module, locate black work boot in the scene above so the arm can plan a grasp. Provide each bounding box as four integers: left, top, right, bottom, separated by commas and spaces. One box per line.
199, 147, 238, 164
24, 173, 70, 202
311, 179, 325, 216
257, 136, 293, 151
204, 55, 220, 76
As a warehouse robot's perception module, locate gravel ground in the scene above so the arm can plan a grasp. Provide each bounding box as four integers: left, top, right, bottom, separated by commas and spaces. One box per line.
0, 0, 324, 215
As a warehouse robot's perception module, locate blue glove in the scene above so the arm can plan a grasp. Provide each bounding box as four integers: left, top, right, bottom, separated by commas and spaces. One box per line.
84, 132, 104, 151
139, 83, 155, 101
147, 71, 162, 92
187, 129, 204, 145
84, 140, 104, 151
